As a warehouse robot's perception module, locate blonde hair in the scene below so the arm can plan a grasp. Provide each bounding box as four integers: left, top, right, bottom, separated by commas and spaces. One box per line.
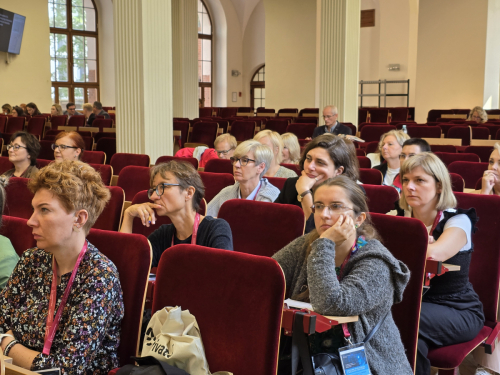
254, 129, 284, 164
378, 129, 410, 152
214, 133, 237, 149
399, 152, 456, 211
83, 103, 93, 112
468, 106, 488, 123
234, 140, 274, 178
28, 160, 111, 235
494, 142, 500, 155
281, 133, 301, 164
51, 103, 63, 116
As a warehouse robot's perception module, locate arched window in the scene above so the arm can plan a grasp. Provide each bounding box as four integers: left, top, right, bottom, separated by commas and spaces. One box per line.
48, 0, 99, 110
198, 0, 212, 107
251, 65, 265, 109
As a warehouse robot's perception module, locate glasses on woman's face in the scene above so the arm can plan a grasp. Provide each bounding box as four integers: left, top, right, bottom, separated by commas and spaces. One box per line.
51, 144, 78, 151
147, 182, 181, 199
7, 144, 27, 151
230, 156, 256, 166
311, 202, 354, 215
216, 148, 235, 157
472, 115, 481, 121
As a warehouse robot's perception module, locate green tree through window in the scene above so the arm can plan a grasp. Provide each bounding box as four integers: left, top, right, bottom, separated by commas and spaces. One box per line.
49, 0, 99, 109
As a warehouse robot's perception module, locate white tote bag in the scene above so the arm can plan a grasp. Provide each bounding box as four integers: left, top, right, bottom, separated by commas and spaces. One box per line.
142, 306, 231, 375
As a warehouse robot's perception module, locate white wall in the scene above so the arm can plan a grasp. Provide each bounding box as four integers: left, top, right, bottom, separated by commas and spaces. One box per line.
0, 0, 52, 112
95, 0, 115, 106
242, 0, 265, 106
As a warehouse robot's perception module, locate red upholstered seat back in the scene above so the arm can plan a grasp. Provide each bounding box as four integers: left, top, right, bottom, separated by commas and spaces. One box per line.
448, 161, 488, 189
38, 140, 55, 160
153, 245, 285, 375
359, 168, 382, 185
280, 163, 301, 175
285, 123, 316, 139
50, 115, 67, 129
36, 159, 52, 169
44, 129, 62, 139
265, 119, 289, 134
368, 108, 390, 123
111, 153, 150, 176
6, 117, 25, 133
130, 190, 206, 237
0, 216, 36, 256
449, 172, 464, 192
407, 126, 441, 138
155, 156, 198, 169
96, 137, 117, 165
434, 152, 479, 167
81, 150, 106, 164
0, 156, 13, 174
294, 117, 318, 125
173, 121, 190, 148
370, 213, 427, 372
363, 185, 399, 213
356, 149, 366, 156
0, 116, 7, 133
389, 107, 409, 122
357, 122, 387, 132
455, 193, 500, 325
447, 126, 471, 146
219, 107, 238, 118
464, 146, 494, 163
364, 141, 379, 154
92, 186, 124, 231
4, 177, 33, 220
87, 229, 151, 366
230, 121, 256, 142
27, 117, 45, 138
88, 163, 113, 186
266, 176, 286, 190
357, 156, 371, 168
199, 172, 234, 203
190, 122, 218, 148
218, 199, 304, 257
204, 158, 233, 174
117, 166, 151, 201
93, 119, 113, 131
360, 125, 396, 142
430, 144, 457, 153
471, 127, 490, 140
342, 122, 357, 135
94, 131, 116, 145
67, 115, 86, 128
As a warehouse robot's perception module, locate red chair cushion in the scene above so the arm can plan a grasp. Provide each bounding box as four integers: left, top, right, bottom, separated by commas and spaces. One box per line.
0, 156, 13, 175
265, 119, 289, 134
464, 146, 494, 163
449, 172, 464, 192
81, 151, 106, 165
90, 163, 113, 186
230, 121, 256, 142
266, 176, 287, 190
363, 185, 399, 213
156, 155, 198, 169
448, 162, 488, 189
93, 186, 124, 231
110, 153, 150, 176
199, 172, 234, 203
434, 152, 480, 167
117, 166, 151, 201
360, 125, 396, 142
204, 158, 233, 174
359, 169, 382, 185
357, 156, 371, 169
4, 177, 33, 219
0, 216, 36, 256
286, 123, 316, 139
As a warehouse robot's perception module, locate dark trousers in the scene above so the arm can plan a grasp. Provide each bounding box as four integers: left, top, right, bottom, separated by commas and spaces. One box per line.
416, 301, 484, 375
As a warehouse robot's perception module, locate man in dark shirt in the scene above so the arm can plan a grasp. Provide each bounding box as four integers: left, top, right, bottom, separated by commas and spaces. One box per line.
63, 102, 83, 117
87, 101, 110, 126
312, 105, 352, 138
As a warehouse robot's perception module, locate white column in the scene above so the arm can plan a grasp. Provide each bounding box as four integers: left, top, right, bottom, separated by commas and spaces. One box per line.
172, 0, 198, 119
319, 0, 360, 124
114, 0, 173, 160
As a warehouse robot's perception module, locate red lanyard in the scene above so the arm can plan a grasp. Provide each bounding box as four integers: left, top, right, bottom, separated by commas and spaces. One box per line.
429, 211, 443, 235
171, 213, 200, 247
43, 241, 88, 355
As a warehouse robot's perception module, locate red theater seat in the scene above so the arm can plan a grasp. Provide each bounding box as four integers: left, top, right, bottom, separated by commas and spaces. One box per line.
50, 115, 68, 129
464, 146, 494, 163
117, 166, 151, 202
67, 115, 86, 129
448, 161, 488, 189
93, 119, 113, 131
363, 185, 399, 213
173, 121, 190, 148
189, 121, 218, 148
199, 172, 234, 203
204, 158, 233, 174
447, 126, 472, 146
0, 216, 36, 256
6, 117, 25, 133
266, 176, 287, 190
0, 116, 7, 133
92, 186, 124, 231
4, 177, 33, 219
218, 199, 304, 257
87, 229, 151, 367
265, 119, 289, 134
286, 123, 316, 139
81, 150, 106, 164
449, 172, 464, 192
359, 168, 383, 185
430, 144, 457, 153
96, 138, 117, 165
0, 156, 13, 175
434, 152, 480, 167
153, 245, 285, 375
26, 117, 45, 139
230, 120, 256, 142
155, 155, 198, 169
407, 126, 441, 138
110, 153, 150, 176
89, 163, 113, 186
36, 159, 52, 169
38, 140, 55, 160
360, 125, 396, 142
357, 156, 371, 168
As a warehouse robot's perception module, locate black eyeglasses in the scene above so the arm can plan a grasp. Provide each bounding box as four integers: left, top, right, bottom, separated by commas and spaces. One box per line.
216, 147, 235, 156
147, 183, 181, 199
7, 144, 27, 151
51, 144, 78, 151
311, 202, 354, 214
230, 156, 256, 166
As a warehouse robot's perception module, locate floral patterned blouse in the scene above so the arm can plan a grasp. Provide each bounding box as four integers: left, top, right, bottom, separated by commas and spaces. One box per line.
0, 241, 124, 374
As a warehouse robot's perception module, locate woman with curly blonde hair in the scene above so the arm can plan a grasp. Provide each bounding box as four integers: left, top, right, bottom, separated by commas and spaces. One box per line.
0, 161, 124, 373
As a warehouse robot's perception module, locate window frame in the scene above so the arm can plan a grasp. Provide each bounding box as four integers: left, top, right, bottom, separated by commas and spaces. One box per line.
49, 0, 100, 108
250, 64, 265, 109
198, 0, 213, 107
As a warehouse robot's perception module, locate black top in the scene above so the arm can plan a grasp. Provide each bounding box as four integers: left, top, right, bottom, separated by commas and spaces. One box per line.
148, 216, 233, 267
312, 123, 352, 139
87, 110, 110, 126
373, 163, 388, 178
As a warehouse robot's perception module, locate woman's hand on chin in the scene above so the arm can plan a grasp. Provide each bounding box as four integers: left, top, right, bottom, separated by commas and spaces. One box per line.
481, 170, 498, 194
319, 215, 355, 248
125, 203, 162, 227
296, 171, 320, 194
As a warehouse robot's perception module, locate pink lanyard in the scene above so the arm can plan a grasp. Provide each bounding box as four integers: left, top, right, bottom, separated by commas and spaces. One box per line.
43, 241, 88, 355
171, 213, 201, 247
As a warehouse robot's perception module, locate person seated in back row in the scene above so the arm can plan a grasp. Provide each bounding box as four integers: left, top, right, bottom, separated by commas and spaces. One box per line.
120, 161, 233, 268
477, 142, 500, 196
399, 138, 431, 162
207, 140, 280, 217
0, 161, 123, 373
2, 131, 40, 178
214, 133, 237, 160
254, 129, 298, 178
312, 105, 352, 139
281, 132, 301, 164
273, 176, 412, 374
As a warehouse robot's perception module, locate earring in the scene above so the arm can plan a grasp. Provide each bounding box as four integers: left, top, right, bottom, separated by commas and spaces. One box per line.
355, 224, 359, 229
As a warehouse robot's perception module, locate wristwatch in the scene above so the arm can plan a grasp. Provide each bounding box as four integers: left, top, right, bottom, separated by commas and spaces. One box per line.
297, 190, 312, 202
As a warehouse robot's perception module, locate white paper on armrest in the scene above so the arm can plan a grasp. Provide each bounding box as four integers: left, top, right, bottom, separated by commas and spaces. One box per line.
285, 298, 313, 310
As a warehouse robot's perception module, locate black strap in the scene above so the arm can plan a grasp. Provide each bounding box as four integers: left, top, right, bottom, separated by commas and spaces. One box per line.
291, 312, 315, 375
362, 310, 390, 344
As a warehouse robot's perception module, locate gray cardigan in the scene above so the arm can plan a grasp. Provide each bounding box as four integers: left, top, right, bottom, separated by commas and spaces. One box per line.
272, 235, 413, 375
206, 178, 280, 217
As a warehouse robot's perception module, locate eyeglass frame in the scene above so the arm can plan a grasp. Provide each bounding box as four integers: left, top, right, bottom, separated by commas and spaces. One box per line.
229, 156, 256, 166
6, 144, 28, 151
51, 143, 79, 151
216, 147, 235, 156
147, 182, 181, 199
311, 202, 354, 215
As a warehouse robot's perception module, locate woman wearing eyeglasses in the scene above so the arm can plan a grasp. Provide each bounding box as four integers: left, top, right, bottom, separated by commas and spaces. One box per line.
273, 176, 412, 375
2, 131, 40, 178
52, 131, 85, 162
120, 161, 233, 268
206, 140, 280, 217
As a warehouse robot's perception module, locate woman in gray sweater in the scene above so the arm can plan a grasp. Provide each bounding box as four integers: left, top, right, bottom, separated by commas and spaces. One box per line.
273, 175, 413, 375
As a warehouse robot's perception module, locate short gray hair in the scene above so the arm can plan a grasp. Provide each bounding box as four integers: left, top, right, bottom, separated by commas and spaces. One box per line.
214, 133, 237, 149
324, 105, 338, 115
234, 140, 273, 178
